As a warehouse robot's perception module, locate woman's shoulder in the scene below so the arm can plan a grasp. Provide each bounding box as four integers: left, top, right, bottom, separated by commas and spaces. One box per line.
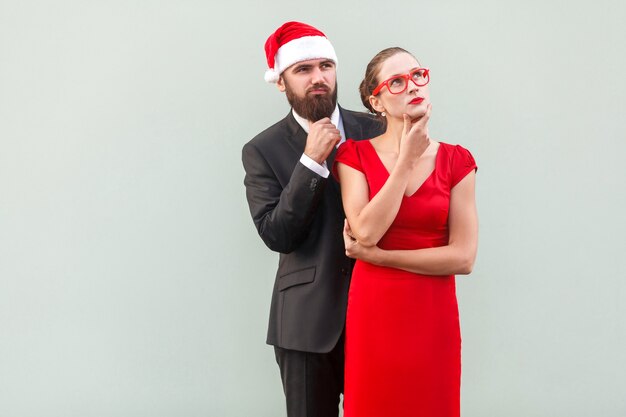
436, 141, 477, 185
334, 139, 373, 178
342, 137, 375, 146
437, 141, 472, 153
338, 138, 374, 154
437, 141, 475, 162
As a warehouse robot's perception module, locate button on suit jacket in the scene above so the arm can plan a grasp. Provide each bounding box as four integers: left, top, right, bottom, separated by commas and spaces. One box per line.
242, 107, 383, 353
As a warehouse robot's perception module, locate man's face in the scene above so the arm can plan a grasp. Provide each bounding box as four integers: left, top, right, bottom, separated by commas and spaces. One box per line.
277, 58, 338, 122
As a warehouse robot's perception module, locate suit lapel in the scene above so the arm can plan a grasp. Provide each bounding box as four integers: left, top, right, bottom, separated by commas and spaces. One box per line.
284, 111, 308, 156
327, 145, 338, 174
327, 107, 363, 188
340, 107, 364, 142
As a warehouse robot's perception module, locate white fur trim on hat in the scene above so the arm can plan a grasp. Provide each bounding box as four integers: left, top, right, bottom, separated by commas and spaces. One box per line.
265, 35, 337, 83
264, 69, 280, 83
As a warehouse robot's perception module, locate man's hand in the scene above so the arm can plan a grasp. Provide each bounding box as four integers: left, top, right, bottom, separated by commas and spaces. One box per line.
304, 118, 341, 164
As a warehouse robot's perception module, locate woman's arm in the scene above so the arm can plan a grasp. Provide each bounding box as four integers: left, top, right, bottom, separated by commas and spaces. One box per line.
337, 160, 410, 247
338, 113, 431, 247
344, 170, 478, 275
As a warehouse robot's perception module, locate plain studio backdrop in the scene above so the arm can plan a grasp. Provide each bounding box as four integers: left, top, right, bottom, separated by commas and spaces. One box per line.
1, 0, 625, 416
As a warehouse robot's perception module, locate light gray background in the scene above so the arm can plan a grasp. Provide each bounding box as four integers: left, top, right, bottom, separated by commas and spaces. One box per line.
1, 1, 625, 416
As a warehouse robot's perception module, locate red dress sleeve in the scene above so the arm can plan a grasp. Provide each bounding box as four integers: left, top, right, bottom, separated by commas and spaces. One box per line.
332, 139, 363, 181
450, 145, 477, 187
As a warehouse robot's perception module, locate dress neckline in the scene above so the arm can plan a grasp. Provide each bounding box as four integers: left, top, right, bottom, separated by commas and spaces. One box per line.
365, 140, 442, 198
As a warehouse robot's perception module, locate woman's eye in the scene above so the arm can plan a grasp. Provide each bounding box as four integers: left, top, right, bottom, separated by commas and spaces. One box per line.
390, 77, 403, 86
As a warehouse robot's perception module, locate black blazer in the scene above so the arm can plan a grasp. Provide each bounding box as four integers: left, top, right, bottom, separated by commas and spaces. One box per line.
242, 107, 383, 353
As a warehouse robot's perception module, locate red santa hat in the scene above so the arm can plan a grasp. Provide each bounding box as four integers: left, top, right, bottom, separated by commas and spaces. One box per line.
264, 21, 338, 83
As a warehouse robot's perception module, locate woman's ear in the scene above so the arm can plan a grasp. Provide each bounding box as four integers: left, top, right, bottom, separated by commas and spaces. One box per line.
369, 95, 384, 114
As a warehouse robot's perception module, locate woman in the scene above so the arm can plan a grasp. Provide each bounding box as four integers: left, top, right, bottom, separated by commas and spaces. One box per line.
333, 47, 478, 417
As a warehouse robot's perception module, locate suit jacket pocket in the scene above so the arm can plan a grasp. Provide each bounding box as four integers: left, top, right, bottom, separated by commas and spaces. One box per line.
278, 266, 316, 291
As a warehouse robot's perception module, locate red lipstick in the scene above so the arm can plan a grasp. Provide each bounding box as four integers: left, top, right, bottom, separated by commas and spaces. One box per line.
410, 97, 424, 105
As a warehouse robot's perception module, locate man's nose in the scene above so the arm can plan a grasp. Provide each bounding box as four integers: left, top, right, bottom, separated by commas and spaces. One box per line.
311, 67, 325, 84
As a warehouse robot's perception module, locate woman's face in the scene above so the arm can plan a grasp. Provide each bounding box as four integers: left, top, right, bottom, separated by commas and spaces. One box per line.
371, 52, 430, 121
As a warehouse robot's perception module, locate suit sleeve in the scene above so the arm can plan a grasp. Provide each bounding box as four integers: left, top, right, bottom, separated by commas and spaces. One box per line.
242, 141, 327, 254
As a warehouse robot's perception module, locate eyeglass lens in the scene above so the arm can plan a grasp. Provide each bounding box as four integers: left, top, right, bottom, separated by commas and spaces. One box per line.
388, 69, 429, 94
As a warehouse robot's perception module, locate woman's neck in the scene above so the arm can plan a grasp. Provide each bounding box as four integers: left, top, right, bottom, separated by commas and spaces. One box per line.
378, 118, 405, 152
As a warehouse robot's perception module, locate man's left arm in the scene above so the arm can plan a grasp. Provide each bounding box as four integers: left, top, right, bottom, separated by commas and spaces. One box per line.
243, 142, 327, 254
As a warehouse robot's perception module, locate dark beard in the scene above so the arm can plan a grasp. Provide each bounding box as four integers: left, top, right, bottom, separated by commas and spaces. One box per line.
285, 81, 338, 122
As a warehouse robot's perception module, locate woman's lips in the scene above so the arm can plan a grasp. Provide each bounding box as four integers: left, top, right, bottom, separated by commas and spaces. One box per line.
410, 97, 424, 104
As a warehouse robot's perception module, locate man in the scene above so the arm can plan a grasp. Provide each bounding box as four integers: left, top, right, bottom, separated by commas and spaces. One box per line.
242, 22, 382, 417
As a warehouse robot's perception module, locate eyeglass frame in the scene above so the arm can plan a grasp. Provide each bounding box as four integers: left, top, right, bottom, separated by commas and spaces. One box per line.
372, 68, 430, 96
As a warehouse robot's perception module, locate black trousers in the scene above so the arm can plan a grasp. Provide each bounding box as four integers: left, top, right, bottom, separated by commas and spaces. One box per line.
274, 333, 345, 417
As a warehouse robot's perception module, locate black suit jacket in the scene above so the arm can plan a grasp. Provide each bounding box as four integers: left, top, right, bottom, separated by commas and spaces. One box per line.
242, 107, 383, 353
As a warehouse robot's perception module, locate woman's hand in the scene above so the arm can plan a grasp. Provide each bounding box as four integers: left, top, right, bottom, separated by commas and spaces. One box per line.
398, 103, 432, 167
343, 219, 378, 262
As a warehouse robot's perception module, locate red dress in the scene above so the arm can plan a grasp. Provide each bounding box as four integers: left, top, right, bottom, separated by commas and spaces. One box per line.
334, 140, 477, 417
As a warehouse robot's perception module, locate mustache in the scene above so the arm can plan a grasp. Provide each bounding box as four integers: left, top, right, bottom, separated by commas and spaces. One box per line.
306, 83, 331, 94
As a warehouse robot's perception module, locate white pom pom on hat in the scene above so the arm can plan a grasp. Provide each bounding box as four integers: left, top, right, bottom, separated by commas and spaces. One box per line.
264, 69, 280, 83
263, 21, 337, 83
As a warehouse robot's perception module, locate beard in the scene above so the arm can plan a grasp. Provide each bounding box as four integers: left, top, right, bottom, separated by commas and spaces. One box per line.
284, 80, 338, 122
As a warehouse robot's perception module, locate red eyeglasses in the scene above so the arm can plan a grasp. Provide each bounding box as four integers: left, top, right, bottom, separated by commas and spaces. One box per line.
372, 68, 430, 95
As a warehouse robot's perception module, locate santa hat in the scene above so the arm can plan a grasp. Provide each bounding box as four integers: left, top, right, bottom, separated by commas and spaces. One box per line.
264, 21, 337, 83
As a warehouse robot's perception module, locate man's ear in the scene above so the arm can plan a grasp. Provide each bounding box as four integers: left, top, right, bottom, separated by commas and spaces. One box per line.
276, 76, 286, 92
369, 95, 384, 114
